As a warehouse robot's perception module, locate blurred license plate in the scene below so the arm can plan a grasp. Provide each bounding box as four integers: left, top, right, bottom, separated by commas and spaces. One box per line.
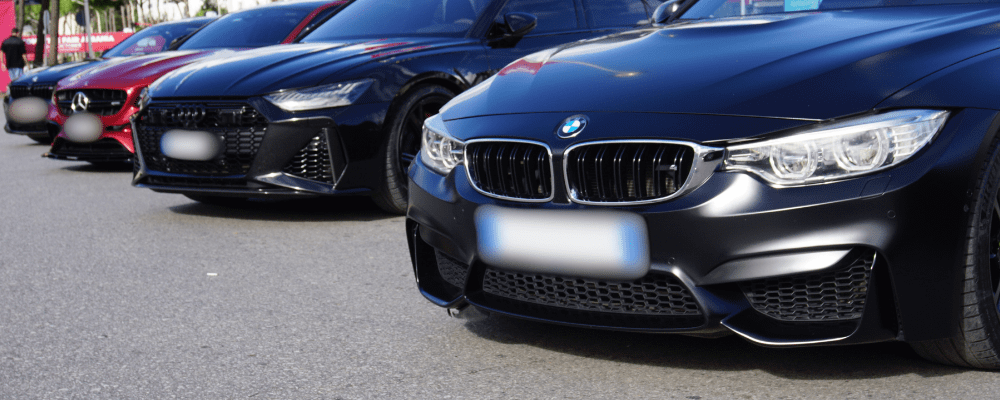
475, 205, 650, 280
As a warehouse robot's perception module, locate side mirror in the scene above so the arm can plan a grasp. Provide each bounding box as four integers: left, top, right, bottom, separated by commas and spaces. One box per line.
503, 12, 537, 37
652, 0, 684, 25
167, 33, 194, 50
167, 37, 183, 50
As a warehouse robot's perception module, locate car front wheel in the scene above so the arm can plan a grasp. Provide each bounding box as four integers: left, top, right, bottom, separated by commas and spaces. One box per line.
911, 136, 1000, 369
373, 85, 454, 215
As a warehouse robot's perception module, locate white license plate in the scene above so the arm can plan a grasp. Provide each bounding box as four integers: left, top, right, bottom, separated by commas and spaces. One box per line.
475, 205, 650, 280
160, 129, 222, 161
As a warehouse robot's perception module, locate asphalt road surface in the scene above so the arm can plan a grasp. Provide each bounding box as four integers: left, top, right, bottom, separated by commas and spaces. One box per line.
2, 121, 999, 399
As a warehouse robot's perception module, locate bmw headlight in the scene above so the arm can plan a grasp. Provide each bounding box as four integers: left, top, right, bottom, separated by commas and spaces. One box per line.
420, 114, 465, 175
263, 79, 374, 112
724, 109, 949, 186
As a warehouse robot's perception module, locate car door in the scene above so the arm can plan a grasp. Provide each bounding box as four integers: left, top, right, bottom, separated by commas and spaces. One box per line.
484, 0, 659, 72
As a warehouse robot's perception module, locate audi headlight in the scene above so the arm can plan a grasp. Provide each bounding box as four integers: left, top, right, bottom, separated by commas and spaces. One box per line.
724, 109, 949, 186
420, 114, 465, 175
263, 79, 374, 112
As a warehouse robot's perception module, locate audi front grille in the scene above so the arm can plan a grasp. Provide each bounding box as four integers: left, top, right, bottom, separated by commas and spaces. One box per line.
136, 103, 269, 176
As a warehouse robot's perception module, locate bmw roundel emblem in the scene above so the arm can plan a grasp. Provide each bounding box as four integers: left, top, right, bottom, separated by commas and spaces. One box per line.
557, 115, 589, 138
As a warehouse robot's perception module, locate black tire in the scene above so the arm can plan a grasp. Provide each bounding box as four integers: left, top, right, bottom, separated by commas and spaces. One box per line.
372, 85, 455, 215
27, 132, 51, 144
911, 136, 1000, 368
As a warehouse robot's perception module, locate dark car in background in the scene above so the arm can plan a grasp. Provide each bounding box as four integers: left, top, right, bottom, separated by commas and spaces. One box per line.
406, 0, 1000, 368
43, 0, 345, 165
3, 16, 215, 144
131, 0, 666, 213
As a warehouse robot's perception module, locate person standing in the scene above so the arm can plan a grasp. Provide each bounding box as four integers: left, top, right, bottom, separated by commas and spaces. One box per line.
1, 28, 28, 81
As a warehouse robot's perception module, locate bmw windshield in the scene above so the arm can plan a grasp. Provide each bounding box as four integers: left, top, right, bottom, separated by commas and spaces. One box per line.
101, 21, 205, 57
177, 7, 311, 49
301, 0, 493, 41
682, 0, 1000, 18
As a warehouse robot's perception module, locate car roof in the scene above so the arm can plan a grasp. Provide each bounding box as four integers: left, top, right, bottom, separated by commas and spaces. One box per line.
239, 0, 344, 12
157, 16, 217, 26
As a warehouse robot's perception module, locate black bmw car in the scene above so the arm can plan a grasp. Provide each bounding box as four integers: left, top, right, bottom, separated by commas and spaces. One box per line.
407, 0, 1000, 368
3, 17, 214, 144
131, 0, 666, 213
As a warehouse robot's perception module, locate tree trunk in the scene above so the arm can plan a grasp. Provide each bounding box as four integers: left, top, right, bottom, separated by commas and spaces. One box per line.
134, 1, 142, 25
15, 0, 23, 34
33, 0, 47, 66
47, 0, 57, 65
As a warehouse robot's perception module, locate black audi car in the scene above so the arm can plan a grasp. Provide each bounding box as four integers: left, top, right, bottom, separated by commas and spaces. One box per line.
3, 17, 214, 144
407, 0, 1000, 368
131, 0, 667, 213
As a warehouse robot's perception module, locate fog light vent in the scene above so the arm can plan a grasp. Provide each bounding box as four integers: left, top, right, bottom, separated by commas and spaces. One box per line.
740, 251, 875, 321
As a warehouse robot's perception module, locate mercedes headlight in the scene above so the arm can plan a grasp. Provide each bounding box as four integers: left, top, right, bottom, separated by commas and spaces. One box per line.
263, 79, 374, 112
420, 114, 465, 175
724, 109, 949, 186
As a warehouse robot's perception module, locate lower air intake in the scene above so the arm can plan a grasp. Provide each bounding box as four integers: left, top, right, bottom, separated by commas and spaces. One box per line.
740, 251, 875, 321
482, 268, 701, 315
282, 135, 334, 184
436, 251, 469, 289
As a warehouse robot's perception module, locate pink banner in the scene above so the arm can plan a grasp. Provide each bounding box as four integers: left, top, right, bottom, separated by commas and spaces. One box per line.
0, 0, 14, 92
24, 32, 132, 59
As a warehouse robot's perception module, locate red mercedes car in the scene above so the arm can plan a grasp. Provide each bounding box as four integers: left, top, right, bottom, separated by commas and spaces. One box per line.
43, 0, 346, 164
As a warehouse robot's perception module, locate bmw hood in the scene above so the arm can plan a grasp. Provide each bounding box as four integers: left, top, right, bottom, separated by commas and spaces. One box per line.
58, 50, 224, 89
442, 5, 1000, 121
149, 38, 466, 97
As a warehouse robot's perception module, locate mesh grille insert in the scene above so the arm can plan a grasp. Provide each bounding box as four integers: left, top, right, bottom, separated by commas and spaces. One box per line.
465, 141, 552, 200
740, 251, 875, 321
436, 251, 469, 289
282, 135, 334, 184
565, 142, 694, 203
483, 268, 701, 315
135, 103, 268, 176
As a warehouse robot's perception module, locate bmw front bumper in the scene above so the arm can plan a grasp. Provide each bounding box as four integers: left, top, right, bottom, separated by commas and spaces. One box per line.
406, 108, 1000, 346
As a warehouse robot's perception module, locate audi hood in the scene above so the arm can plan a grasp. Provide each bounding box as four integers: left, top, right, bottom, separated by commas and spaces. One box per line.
149, 38, 468, 97
441, 5, 1000, 122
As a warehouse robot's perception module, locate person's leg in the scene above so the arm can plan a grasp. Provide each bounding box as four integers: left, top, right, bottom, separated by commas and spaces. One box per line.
8, 68, 22, 80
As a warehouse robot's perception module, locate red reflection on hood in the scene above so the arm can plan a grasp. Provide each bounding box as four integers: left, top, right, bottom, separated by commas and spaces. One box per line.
365, 41, 411, 52
371, 45, 430, 59
498, 59, 545, 76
